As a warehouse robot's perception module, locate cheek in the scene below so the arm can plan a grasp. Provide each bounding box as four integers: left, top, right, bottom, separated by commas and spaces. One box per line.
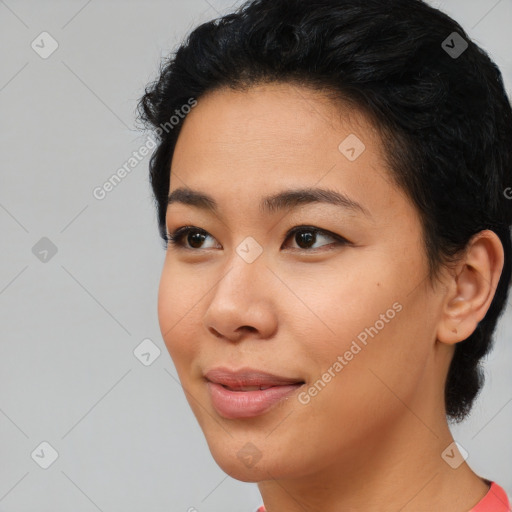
157, 263, 201, 368
293, 259, 431, 416
290, 315, 428, 466
283, 258, 394, 358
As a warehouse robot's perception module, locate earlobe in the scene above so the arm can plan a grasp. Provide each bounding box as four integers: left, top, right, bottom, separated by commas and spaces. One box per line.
437, 285, 477, 345
436, 230, 504, 346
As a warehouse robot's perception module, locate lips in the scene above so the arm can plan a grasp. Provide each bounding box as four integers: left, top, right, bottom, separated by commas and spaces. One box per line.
204, 367, 305, 419
204, 367, 304, 389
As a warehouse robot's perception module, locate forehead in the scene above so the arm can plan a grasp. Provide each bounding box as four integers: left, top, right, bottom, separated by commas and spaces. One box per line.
168, 82, 413, 227
175, 82, 381, 156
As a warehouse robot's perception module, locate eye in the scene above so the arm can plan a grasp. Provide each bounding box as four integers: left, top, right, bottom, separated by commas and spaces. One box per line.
283, 226, 348, 250
166, 226, 219, 250
165, 225, 349, 251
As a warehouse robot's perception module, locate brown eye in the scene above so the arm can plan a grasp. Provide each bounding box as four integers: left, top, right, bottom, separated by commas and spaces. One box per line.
293, 230, 317, 249
167, 227, 218, 250
186, 231, 207, 249
166, 225, 349, 252
283, 226, 348, 251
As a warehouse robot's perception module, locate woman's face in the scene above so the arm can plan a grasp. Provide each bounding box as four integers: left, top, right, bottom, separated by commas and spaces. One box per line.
158, 83, 448, 481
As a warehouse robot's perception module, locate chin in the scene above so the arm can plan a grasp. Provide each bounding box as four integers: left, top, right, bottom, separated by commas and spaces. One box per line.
205, 437, 301, 483
211, 453, 276, 482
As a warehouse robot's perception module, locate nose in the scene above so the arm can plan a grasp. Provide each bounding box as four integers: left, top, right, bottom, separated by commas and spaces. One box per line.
202, 255, 278, 343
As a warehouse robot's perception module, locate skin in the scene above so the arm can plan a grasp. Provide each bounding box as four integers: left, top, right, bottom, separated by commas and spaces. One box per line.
157, 82, 504, 512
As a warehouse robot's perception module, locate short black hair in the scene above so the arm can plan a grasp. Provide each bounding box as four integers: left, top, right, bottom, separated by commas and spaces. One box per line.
137, 0, 512, 422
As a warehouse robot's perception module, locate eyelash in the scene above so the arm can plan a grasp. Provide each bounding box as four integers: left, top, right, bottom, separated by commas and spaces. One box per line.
165, 225, 350, 252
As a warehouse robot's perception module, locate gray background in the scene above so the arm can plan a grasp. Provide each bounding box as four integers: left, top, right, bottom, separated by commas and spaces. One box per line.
0, 0, 510, 510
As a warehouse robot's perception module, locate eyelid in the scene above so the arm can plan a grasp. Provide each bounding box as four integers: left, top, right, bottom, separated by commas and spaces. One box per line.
166, 225, 350, 251
282, 225, 349, 249
166, 225, 218, 249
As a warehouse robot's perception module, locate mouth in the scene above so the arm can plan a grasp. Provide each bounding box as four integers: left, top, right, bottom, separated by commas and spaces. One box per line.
204, 367, 305, 419
218, 384, 281, 391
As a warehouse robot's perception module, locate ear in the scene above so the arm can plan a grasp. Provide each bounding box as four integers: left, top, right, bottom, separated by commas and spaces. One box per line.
437, 230, 504, 345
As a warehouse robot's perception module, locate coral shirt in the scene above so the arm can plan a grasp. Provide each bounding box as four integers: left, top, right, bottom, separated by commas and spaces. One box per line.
255, 481, 510, 511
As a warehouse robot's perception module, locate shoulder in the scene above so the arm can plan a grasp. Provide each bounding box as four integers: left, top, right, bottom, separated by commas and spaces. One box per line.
470, 481, 510, 512
254, 482, 511, 512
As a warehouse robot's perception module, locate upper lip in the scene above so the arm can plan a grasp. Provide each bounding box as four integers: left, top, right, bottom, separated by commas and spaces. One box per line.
204, 367, 304, 388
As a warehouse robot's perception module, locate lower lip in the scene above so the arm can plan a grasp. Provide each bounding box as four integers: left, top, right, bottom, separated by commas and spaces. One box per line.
206, 381, 304, 419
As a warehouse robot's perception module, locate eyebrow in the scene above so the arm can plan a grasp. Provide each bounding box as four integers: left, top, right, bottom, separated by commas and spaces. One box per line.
167, 186, 372, 218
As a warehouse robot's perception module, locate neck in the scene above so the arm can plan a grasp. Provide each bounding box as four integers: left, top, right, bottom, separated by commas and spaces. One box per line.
257, 397, 488, 512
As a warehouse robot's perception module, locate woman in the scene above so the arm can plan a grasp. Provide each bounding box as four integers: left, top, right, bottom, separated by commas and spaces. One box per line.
138, 0, 511, 510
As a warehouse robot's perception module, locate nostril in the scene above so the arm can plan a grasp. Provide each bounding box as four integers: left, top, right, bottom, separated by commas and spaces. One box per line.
209, 327, 223, 338
239, 326, 257, 333
208, 325, 257, 340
